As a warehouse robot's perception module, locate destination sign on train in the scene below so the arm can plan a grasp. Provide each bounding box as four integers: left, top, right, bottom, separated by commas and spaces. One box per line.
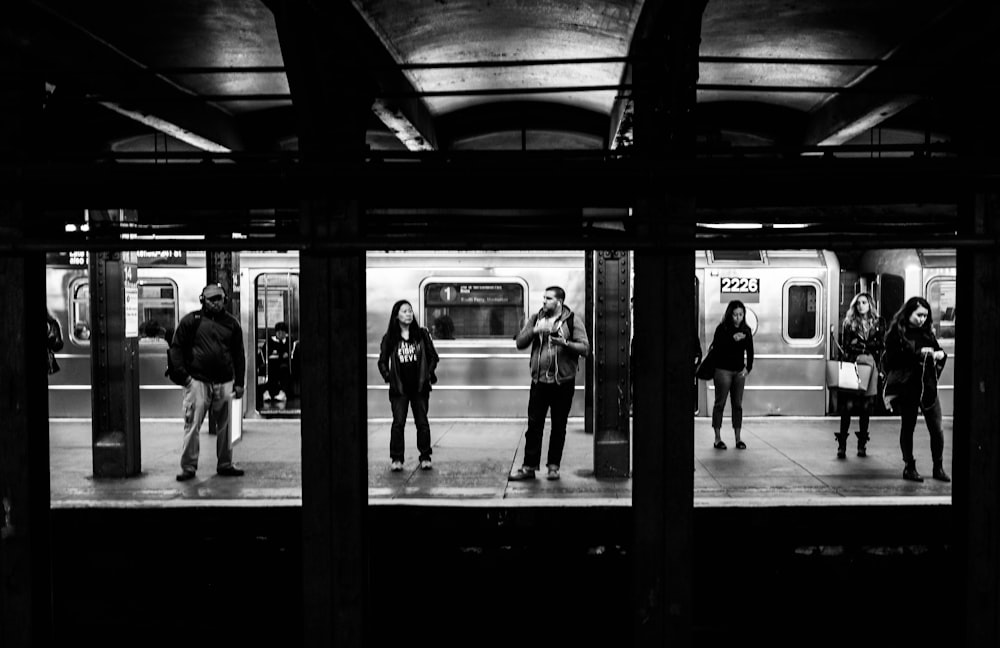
720, 277, 760, 302
428, 283, 521, 305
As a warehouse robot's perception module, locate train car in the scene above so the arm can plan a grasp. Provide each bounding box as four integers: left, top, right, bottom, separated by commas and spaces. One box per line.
856, 248, 956, 416
365, 251, 587, 418
46, 248, 954, 420
696, 249, 841, 416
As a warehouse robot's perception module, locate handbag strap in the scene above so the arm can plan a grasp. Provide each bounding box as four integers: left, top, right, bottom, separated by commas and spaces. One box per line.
830, 325, 847, 358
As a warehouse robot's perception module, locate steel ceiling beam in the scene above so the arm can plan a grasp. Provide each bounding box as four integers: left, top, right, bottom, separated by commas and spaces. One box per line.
19, 1, 245, 152
803, 2, 1000, 146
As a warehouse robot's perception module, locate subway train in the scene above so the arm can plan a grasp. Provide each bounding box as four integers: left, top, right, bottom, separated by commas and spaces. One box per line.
45, 248, 955, 420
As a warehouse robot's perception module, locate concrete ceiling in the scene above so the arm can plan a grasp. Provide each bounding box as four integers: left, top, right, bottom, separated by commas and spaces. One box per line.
8, 0, 991, 155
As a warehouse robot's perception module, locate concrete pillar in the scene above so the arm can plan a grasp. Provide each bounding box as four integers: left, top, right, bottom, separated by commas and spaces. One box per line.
273, 1, 374, 645
630, 1, 705, 645
0, 31, 53, 645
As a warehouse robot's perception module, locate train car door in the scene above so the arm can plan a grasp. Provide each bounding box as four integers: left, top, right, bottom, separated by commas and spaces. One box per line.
254, 272, 300, 416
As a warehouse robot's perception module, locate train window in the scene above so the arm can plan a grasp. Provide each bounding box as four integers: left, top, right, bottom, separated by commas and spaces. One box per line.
926, 277, 956, 340
138, 279, 177, 345
68, 280, 91, 345
710, 250, 763, 263
783, 280, 821, 344
422, 280, 526, 339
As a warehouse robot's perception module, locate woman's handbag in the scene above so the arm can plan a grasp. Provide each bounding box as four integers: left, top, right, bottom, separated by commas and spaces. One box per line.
826, 360, 874, 393
695, 346, 715, 381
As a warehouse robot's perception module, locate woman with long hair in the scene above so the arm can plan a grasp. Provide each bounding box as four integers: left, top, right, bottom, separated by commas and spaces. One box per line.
882, 296, 949, 482
377, 299, 440, 472
835, 292, 885, 459
710, 300, 754, 450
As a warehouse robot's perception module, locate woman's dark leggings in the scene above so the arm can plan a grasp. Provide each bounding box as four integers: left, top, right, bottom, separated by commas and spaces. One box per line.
839, 395, 872, 435
898, 395, 944, 464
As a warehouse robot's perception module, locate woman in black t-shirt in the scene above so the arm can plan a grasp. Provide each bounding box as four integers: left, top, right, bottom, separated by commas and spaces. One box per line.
377, 299, 439, 472
710, 300, 754, 450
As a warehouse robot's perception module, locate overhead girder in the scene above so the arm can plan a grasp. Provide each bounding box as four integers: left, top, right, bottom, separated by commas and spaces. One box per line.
609, 0, 710, 152
803, 1, 1000, 147
14, 1, 246, 152
265, 0, 438, 152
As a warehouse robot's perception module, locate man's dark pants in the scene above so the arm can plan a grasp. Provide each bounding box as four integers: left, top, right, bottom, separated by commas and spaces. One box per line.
522, 380, 575, 469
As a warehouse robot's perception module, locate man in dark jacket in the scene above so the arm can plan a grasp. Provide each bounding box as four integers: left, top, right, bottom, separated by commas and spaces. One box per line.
509, 286, 589, 481
168, 283, 246, 481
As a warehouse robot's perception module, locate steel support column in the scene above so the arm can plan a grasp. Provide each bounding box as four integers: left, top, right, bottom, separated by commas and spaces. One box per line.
88, 209, 141, 477
592, 251, 631, 477
207, 251, 242, 434
585, 252, 594, 435
0, 34, 53, 645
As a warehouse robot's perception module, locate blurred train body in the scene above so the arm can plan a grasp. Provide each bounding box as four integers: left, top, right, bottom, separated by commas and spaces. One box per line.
46, 248, 955, 420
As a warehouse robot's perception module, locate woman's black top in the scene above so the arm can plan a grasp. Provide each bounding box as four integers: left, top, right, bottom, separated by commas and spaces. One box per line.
711, 322, 754, 372
840, 317, 885, 364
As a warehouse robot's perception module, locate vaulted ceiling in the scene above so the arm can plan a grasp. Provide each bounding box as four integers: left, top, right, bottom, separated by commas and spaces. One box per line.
10, 0, 994, 159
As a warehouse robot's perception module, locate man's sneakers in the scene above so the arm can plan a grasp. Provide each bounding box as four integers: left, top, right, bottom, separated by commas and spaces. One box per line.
176, 470, 196, 482
217, 466, 245, 477
509, 465, 559, 481
274, 390, 287, 402
508, 467, 536, 481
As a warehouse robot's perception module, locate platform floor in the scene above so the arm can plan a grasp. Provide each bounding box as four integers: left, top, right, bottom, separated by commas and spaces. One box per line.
48, 415, 953, 507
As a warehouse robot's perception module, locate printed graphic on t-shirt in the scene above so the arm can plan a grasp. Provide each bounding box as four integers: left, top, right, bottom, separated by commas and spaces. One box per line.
397, 340, 417, 364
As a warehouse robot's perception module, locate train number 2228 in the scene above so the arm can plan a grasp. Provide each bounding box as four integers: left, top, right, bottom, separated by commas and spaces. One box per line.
720, 277, 759, 294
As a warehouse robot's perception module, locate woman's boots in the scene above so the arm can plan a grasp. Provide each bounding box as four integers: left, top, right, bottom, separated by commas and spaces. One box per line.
932, 462, 951, 482
855, 431, 870, 457
835, 432, 849, 459
903, 461, 923, 482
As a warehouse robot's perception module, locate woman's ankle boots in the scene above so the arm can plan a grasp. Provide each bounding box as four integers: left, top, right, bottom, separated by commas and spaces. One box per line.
932, 462, 951, 482
903, 461, 923, 482
855, 431, 869, 457
835, 432, 849, 459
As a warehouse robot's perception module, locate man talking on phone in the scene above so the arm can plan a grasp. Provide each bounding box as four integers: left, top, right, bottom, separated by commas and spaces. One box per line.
509, 286, 589, 481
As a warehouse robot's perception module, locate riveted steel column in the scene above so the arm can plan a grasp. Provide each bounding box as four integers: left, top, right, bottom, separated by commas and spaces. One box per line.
0, 32, 52, 642
88, 210, 141, 477
207, 251, 242, 434
593, 250, 631, 477
584, 252, 594, 435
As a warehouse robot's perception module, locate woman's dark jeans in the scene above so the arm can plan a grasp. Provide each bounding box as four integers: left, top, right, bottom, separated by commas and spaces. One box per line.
389, 391, 432, 462
898, 394, 945, 464
712, 368, 745, 431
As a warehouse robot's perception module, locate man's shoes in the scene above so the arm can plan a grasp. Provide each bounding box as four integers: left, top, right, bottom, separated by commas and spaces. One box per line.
419, 459, 433, 470
274, 391, 287, 402
217, 466, 245, 477
546, 465, 560, 481
176, 470, 196, 482
509, 468, 536, 481
263, 392, 273, 401
390, 461, 404, 472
